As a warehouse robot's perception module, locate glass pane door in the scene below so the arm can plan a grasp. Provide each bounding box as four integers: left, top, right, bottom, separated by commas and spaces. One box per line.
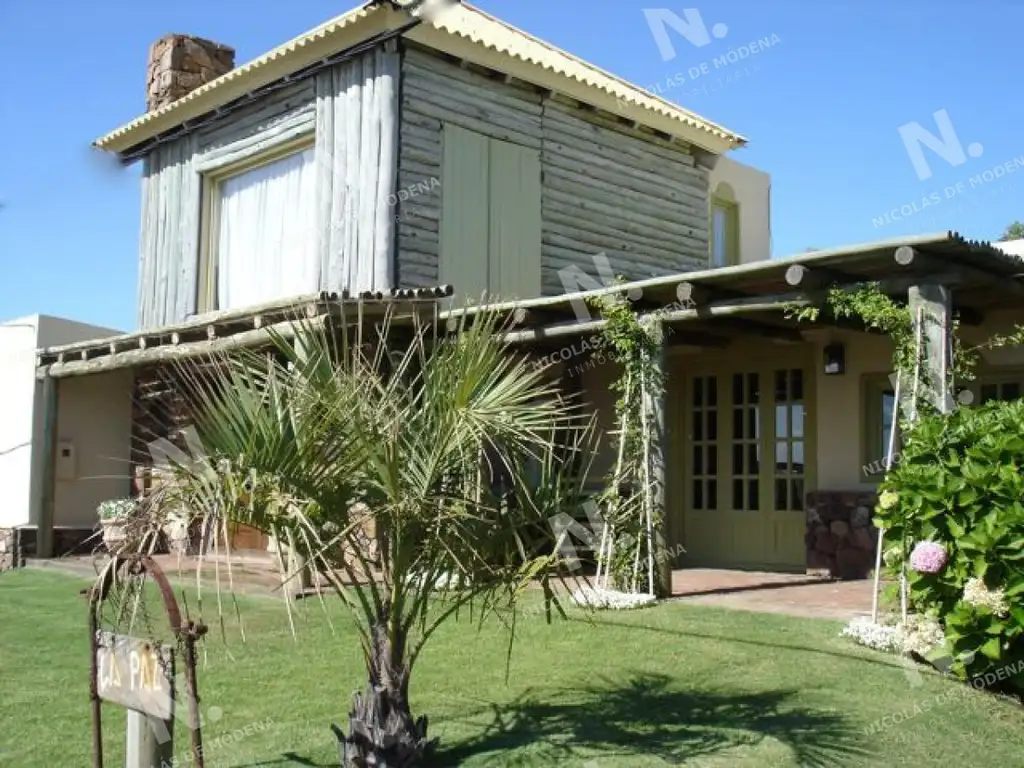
730, 373, 759, 512
773, 369, 805, 512
690, 375, 719, 513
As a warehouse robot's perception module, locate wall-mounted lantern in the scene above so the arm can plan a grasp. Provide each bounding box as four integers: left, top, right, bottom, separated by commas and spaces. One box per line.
824, 342, 846, 376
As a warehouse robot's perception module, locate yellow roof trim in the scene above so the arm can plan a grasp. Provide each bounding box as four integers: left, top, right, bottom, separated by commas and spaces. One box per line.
95, 1, 746, 156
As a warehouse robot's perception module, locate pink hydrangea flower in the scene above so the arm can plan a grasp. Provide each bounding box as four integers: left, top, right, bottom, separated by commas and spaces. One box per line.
909, 541, 948, 574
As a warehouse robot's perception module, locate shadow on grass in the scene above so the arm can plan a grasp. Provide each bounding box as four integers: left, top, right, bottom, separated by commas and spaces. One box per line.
576, 615, 917, 676
433, 672, 870, 766
231, 751, 335, 767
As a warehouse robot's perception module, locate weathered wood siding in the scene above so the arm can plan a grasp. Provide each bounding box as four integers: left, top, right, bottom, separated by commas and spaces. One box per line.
138, 79, 315, 328
137, 48, 399, 329
396, 46, 710, 293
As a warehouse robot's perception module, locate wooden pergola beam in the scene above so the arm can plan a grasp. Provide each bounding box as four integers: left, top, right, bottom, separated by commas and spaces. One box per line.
710, 318, 805, 343
500, 291, 815, 344
675, 280, 747, 306
38, 315, 333, 380
664, 330, 732, 348
784, 264, 854, 291
895, 247, 1024, 298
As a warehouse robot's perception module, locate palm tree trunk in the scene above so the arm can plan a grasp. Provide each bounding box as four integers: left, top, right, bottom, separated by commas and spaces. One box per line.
332, 604, 433, 767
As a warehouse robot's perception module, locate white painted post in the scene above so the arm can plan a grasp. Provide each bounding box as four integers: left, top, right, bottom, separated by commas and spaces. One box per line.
640, 368, 655, 597
126, 708, 174, 768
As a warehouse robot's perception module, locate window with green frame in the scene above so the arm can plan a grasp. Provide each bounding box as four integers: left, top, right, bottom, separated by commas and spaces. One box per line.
710, 182, 739, 267
861, 369, 1024, 480
861, 374, 900, 481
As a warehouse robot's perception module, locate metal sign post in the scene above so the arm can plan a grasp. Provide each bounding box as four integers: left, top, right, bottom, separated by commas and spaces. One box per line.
87, 555, 208, 768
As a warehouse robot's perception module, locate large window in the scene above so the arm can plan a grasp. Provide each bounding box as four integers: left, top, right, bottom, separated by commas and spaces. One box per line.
710, 182, 739, 268
861, 370, 1024, 480
199, 142, 319, 312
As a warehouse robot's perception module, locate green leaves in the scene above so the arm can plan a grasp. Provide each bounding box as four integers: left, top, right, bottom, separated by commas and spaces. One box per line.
143, 307, 597, 676
879, 397, 1024, 693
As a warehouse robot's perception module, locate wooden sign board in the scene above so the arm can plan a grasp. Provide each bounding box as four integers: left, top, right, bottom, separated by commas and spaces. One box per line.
96, 631, 175, 720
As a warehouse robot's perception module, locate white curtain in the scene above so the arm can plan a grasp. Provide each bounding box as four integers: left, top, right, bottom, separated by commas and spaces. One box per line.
217, 148, 319, 310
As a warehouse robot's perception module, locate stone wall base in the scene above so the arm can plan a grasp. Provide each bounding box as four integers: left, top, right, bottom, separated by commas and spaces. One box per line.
806, 491, 878, 580
0, 526, 98, 571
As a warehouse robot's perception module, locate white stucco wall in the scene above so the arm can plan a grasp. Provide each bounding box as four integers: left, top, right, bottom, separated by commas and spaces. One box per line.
0, 317, 43, 528
0, 315, 126, 530
708, 155, 772, 264
996, 238, 1024, 259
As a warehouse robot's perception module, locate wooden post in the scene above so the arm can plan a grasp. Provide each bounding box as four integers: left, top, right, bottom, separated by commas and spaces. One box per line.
37, 374, 59, 559
126, 709, 174, 768
908, 283, 953, 414
643, 320, 671, 597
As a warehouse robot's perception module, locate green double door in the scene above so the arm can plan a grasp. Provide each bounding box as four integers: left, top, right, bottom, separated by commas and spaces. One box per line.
680, 352, 814, 571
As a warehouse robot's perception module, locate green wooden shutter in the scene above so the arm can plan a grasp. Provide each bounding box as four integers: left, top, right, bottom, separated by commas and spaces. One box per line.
440, 124, 541, 305
488, 139, 541, 302
440, 124, 490, 305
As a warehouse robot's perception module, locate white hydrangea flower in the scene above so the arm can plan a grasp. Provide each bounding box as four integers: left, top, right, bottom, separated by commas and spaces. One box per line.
840, 616, 902, 653
899, 614, 946, 657
878, 490, 899, 510
571, 586, 657, 610
882, 544, 904, 567
963, 577, 1010, 617
841, 614, 947, 659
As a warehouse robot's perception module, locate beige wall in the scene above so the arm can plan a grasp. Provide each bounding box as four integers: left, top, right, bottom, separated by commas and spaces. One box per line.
53, 371, 133, 528
708, 155, 771, 264
568, 309, 1024, 544
808, 330, 894, 492
811, 309, 1024, 493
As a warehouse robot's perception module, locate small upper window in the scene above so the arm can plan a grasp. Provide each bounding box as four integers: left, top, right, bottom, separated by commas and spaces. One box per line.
200, 144, 319, 312
710, 183, 739, 268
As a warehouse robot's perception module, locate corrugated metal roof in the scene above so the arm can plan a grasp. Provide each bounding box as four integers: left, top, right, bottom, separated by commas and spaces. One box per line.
446, 231, 1024, 323
94, 1, 745, 156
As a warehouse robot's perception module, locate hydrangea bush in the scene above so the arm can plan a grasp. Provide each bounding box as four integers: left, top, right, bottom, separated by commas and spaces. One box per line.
874, 399, 1024, 693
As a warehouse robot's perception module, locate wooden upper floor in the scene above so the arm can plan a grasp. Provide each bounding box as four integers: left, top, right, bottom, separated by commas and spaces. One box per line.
95, 2, 769, 328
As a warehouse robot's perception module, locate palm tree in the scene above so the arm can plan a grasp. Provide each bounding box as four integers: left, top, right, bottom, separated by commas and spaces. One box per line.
139, 308, 596, 766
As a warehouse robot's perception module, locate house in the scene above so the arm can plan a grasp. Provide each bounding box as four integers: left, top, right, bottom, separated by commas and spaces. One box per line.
0, 316, 132, 567
10, 1, 1024, 582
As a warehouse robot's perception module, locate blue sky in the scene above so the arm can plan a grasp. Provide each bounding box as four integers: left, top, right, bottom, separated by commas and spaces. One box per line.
1, 0, 1021, 331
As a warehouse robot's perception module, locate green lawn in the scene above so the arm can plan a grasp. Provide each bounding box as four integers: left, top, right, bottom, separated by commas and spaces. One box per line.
2, 569, 1023, 767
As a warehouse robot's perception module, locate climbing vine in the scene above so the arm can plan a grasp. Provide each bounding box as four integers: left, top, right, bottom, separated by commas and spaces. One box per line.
588, 290, 667, 596
787, 283, 1024, 418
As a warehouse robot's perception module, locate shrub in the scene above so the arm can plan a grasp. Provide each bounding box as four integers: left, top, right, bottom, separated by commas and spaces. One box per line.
97, 498, 139, 521
874, 399, 1024, 693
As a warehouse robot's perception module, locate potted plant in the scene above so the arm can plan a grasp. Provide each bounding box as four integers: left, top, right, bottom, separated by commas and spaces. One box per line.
97, 498, 140, 554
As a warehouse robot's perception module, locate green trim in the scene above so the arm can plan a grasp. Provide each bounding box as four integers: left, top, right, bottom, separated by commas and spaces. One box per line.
860, 373, 895, 483
710, 193, 739, 268
197, 137, 316, 313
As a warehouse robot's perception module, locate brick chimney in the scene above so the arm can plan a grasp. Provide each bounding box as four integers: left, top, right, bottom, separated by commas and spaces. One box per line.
146, 34, 235, 112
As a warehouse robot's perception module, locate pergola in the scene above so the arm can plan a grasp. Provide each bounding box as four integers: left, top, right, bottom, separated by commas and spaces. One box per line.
29, 231, 1024, 561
